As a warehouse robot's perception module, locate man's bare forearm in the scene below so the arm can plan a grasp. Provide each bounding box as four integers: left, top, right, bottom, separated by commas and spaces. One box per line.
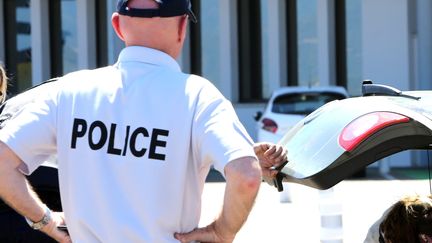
174, 156, 262, 243
0, 142, 71, 242
216, 157, 262, 239
0, 142, 46, 222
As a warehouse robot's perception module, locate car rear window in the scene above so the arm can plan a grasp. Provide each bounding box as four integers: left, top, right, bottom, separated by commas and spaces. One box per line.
272, 92, 346, 115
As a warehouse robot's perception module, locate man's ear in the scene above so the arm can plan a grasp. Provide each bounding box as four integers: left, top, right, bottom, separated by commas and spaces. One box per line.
111, 12, 125, 41
178, 16, 188, 43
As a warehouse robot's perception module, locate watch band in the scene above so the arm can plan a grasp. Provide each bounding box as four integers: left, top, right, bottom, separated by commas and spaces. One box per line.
25, 205, 52, 230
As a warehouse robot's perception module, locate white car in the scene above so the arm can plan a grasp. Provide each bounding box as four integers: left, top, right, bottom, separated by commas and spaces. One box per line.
254, 86, 349, 143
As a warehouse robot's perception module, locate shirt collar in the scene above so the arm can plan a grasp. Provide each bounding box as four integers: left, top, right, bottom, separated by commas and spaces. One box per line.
115, 46, 181, 72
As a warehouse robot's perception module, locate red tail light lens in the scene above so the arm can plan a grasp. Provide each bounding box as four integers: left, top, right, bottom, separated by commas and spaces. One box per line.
262, 118, 278, 133
339, 112, 410, 152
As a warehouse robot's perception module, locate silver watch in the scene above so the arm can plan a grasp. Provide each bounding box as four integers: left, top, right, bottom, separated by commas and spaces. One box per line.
25, 206, 52, 230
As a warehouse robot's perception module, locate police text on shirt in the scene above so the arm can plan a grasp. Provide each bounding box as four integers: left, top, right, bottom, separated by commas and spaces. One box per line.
70, 118, 169, 161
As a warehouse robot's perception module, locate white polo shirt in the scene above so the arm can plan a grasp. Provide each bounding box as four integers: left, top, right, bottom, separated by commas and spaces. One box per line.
0, 46, 256, 242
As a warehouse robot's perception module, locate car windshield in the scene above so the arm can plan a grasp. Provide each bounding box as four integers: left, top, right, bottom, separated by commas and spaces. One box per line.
272, 92, 346, 115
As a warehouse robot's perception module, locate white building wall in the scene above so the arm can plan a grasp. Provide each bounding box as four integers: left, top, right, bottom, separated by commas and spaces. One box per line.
362, 0, 411, 90
362, 0, 412, 167
416, 0, 432, 90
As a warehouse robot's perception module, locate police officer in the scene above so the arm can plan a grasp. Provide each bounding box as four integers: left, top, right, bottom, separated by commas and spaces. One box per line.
0, 1, 286, 242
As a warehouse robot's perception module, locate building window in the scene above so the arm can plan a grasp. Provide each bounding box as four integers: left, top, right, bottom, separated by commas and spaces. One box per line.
238, 0, 262, 102
335, 0, 347, 88
189, 0, 201, 75
61, 0, 78, 74
296, 0, 319, 87
200, 0, 221, 86
345, 0, 363, 96
96, 0, 108, 68
260, 0, 268, 96
286, 0, 298, 86
4, 0, 32, 94
50, 0, 78, 77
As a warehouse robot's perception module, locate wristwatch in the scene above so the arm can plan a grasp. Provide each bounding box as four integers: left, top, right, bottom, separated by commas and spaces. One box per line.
25, 206, 52, 230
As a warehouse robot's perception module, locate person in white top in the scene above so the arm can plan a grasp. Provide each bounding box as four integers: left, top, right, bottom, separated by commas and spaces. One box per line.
0, 0, 287, 242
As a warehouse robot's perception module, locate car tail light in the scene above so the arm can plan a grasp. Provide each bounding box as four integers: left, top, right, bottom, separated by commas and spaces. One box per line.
339, 112, 410, 152
262, 118, 278, 133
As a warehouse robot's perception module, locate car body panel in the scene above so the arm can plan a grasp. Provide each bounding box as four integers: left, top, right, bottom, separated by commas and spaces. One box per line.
276, 90, 432, 190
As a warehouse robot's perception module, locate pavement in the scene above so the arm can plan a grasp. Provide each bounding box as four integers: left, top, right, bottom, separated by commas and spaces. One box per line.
200, 168, 432, 243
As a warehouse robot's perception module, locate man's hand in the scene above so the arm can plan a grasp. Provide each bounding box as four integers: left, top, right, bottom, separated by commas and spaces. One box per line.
254, 142, 287, 179
40, 212, 72, 243
174, 221, 234, 243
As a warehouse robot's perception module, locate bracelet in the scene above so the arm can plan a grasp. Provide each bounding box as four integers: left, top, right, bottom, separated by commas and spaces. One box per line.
25, 205, 52, 230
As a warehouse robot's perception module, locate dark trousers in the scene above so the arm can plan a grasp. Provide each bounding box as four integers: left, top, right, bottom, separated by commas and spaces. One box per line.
0, 210, 56, 243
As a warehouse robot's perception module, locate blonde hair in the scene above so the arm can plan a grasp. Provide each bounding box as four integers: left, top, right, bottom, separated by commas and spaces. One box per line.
0, 65, 7, 103
379, 194, 432, 243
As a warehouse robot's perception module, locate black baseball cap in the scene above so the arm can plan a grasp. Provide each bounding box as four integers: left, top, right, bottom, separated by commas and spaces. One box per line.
117, 0, 197, 23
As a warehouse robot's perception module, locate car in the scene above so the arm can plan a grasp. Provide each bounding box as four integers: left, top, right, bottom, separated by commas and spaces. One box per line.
254, 86, 349, 144
270, 81, 432, 191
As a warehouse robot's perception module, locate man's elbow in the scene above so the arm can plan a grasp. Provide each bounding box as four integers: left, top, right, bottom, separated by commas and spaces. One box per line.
225, 157, 262, 191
